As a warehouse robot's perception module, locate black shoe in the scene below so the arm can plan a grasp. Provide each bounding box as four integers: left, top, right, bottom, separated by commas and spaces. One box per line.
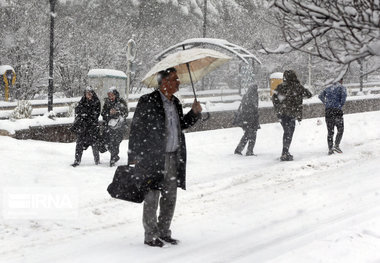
159, 236, 179, 245
144, 239, 164, 247
333, 146, 343, 153
328, 149, 334, 155
71, 162, 80, 167
110, 156, 120, 166
246, 151, 256, 156
280, 153, 293, 161
234, 150, 242, 155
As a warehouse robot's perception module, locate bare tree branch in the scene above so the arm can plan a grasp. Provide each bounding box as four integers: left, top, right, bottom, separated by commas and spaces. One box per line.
261, 0, 380, 74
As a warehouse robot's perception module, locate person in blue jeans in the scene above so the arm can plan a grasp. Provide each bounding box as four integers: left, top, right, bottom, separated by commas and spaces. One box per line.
319, 78, 347, 155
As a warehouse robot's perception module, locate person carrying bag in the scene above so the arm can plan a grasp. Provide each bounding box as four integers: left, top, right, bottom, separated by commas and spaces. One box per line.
101, 87, 128, 167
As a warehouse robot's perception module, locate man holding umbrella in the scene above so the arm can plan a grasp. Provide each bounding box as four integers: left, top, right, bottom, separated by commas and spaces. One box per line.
128, 67, 202, 247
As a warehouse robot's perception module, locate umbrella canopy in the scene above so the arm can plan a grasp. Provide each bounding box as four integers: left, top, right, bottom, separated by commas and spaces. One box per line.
141, 48, 232, 88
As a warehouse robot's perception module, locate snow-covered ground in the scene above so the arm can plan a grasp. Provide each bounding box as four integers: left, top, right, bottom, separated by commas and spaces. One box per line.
1, 111, 380, 263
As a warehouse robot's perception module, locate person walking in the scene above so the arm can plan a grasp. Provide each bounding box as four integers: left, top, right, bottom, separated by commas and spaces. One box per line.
318, 78, 347, 155
272, 70, 312, 161
71, 86, 101, 167
234, 84, 260, 156
101, 87, 128, 166
128, 67, 202, 247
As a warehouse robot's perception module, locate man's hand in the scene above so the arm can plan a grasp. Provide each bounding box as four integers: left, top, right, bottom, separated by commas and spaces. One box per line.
110, 108, 117, 115
192, 100, 202, 114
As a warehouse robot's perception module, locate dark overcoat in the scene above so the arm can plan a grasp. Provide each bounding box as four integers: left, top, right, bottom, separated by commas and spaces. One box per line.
128, 90, 200, 190
101, 90, 128, 124
101, 90, 128, 144
272, 80, 312, 121
72, 90, 101, 148
240, 85, 260, 131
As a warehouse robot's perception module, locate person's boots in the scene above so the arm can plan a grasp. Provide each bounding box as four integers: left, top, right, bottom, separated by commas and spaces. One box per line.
234, 149, 242, 155
110, 155, 120, 167
72, 154, 81, 167
333, 145, 343, 153
71, 161, 80, 167
72, 147, 83, 167
144, 238, 164, 247
246, 141, 256, 156
234, 144, 244, 155
280, 149, 293, 161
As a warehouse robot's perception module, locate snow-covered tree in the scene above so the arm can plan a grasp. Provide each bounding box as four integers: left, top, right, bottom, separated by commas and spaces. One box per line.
0, 0, 48, 99
262, 0, 380, 77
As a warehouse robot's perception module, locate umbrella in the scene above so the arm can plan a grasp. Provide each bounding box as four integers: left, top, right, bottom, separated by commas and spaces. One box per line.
141, 48, 232, 100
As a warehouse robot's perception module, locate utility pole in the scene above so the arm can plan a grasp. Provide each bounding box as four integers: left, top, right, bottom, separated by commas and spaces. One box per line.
203, 0, 207, 38
48, 0, 56, 112
202, 0, 207, 90
359, 59, 363, 92
307, 46, 314, 89
308, 53, 312, 88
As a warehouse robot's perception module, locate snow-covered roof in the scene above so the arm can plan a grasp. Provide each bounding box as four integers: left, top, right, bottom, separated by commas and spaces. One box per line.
0, 65, 15, 75
270, 72, 283, 79
156, 38, 262, 65
87, 69, 127, 79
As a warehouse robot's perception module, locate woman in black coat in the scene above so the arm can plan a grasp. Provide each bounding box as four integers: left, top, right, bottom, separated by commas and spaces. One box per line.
71, 87, 101, 167
234, 84, 260, 156
101, 88, 128, 167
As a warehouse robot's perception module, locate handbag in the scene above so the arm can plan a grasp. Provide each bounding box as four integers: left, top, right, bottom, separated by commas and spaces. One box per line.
107, 165, 147, 203
108, 116, 125, 130
232, 104, 243, 127
70, 116, 85, 134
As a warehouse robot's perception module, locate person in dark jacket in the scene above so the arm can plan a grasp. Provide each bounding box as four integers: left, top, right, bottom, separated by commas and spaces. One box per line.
272, 70, 312, 161
128, 67, 202, 247
234, 84, 260, 156
71, 86, 101, 167
101, 87, 128, 166
318, 78, 347, 155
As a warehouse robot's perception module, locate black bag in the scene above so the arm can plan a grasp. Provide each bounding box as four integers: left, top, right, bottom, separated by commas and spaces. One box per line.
232, 104, 243, 127
107, 165, 147, 203
96, 129, 108, 153
70, 116, 85, 134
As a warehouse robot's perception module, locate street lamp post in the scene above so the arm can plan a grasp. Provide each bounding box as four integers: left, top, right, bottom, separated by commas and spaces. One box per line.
48, 0, 56, 112
126, 37, 136, 99
203, 0, 207, 38
359, 59, 364, 92
202, 0, 207, 90
308, 53, 312, 88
